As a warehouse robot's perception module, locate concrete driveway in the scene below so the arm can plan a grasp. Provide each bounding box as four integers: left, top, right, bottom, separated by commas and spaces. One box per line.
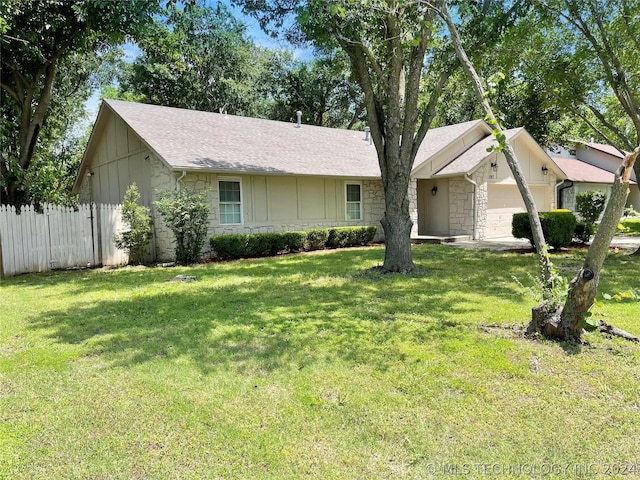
446, 236, 640, 251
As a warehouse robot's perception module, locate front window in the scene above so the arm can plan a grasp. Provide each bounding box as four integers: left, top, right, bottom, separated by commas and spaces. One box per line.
345, 182, 362, 220
219, 180, 242, 225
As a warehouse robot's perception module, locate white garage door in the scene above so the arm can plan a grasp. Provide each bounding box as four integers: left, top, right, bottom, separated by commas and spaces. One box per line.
486, 185, 547, 238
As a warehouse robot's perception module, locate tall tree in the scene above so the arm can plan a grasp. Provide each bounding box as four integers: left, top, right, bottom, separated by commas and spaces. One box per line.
0, 0, 164, 206
524, 1, 640, 203
440, 0, 639, 341
265, 51, 365, 129
235, 0, 519, 272
115, 3, 272, 117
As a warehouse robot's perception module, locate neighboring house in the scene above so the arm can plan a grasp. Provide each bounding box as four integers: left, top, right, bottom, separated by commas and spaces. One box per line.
550, 142, 639, 214
73, 100, 564, 260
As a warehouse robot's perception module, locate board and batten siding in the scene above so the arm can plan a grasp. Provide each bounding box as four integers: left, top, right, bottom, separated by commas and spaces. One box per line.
150, 172, 384, 260
79, 109, 154, 207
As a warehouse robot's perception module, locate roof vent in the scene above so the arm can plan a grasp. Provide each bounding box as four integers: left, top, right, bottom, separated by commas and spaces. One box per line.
296, 111, 302, 128
364, 126, 370, 142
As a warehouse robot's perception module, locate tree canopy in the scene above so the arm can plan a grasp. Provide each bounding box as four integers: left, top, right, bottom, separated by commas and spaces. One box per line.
0, 0, 167, 206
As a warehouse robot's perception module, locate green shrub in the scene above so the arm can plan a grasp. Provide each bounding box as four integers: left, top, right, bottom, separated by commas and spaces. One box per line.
210, 234, 249, 260
357, 226, 377, 245
574, 221, 595, 243
305, 229, 329, 251
210, 227, 377, 260
576, 190, 606, 224
155, 189, 210, 264
511, 213, 534, 245
327, 226, 377, 248
512, 211, 577, 249
114, 183, 153, 265
283, 231, 306, 252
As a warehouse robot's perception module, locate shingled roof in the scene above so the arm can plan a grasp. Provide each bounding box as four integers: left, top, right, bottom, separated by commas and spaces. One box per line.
99, 99, 486, 178
553, 157, 636, 184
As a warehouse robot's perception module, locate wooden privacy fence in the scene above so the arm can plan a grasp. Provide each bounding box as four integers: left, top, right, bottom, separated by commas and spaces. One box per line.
0, 203, 129, 277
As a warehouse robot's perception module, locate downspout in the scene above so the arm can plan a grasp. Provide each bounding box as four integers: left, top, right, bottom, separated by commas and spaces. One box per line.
464, 174, 478, 240
557, 181, 574, 210
176, 170, 186, 191
554, 178, 565, 209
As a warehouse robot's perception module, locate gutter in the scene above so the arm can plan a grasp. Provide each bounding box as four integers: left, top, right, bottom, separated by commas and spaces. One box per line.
464, 174, 478, 240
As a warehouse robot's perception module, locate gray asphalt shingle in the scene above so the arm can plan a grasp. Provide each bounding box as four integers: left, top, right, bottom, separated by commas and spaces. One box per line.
104, 99, 485, 178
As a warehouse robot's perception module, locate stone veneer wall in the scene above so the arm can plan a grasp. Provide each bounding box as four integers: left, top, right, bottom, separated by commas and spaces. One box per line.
153, 173, 387, 261
447, 163, 490, 239
448, 177, 474, 237
473, 163, 490, 239
150, 158, 178, 261
409, 179, 419, 238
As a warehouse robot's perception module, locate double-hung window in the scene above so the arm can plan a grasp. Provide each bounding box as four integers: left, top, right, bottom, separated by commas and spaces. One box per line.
219, 179, 242, 225
345, 182, 362, 220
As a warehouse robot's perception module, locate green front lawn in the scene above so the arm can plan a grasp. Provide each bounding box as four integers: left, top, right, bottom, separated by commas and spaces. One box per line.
618, 217, 640, 236
1, 245, 639, 479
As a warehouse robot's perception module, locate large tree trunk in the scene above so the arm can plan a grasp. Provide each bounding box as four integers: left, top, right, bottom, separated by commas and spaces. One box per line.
557, 147, 639, 338
380, 177, 415, 273
633, 163, 640, 256
2, 56, 58, 206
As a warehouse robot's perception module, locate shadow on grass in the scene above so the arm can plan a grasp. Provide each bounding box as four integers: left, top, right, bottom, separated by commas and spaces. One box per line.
21, 244, 554, 374
29, 286, 471, 375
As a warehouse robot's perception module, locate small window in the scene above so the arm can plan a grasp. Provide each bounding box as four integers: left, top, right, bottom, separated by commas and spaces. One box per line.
219, 180, 242, 225
345, 182, 362, 220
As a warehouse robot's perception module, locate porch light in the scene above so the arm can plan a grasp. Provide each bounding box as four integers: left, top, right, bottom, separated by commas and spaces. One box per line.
490, 162, 498, 173
541, 165, 549, 175
431, 186, 438, 196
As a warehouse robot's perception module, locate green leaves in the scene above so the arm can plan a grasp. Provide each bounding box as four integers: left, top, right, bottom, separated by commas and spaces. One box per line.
603, 289, 640, 302
154, 188, 210, 264
114, 183, 153, 265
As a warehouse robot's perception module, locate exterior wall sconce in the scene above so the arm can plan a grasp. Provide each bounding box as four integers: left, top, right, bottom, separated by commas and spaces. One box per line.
490, 162, 498, 173
541, 165, 549, 175
431, 186, 438, 196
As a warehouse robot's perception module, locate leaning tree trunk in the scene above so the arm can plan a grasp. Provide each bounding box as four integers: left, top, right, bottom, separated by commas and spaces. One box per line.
529, 147, 639, 341
440, 1, 554, 293
633, 163, 640, 256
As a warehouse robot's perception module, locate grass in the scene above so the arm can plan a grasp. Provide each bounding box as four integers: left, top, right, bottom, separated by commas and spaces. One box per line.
618, 217, 640, 236
1, 244, 639, 479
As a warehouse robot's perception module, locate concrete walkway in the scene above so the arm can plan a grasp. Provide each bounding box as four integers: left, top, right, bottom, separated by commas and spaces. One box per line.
445, 236, 640, 251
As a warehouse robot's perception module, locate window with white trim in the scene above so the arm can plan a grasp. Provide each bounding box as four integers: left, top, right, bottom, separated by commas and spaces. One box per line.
219, 179, 243, 225
345, 182, 362, 220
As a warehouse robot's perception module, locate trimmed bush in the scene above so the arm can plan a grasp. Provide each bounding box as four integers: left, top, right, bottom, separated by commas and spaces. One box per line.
512, 211, 577, 249
305, 229, 329, 251
210, 226, 377, 260
574, 221, 595, 244
210, 234, 249, 260
327, 226, 376, 248
576, 190, 606, 224
511, 213, 534, 245
283, 231, 307, 252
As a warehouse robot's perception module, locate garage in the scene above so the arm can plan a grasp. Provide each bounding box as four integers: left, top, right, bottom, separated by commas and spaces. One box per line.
486, 184, 547, 238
